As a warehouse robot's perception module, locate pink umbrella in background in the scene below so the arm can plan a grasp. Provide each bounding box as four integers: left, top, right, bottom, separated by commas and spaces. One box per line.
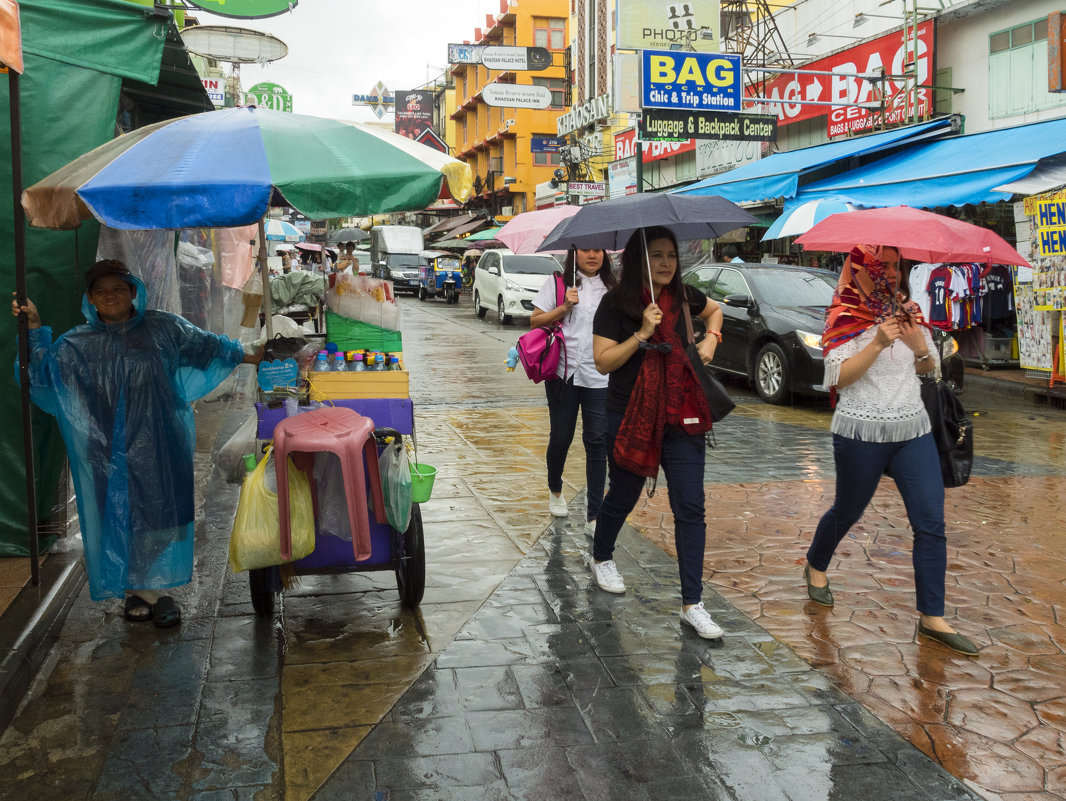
497, 205, 580, 253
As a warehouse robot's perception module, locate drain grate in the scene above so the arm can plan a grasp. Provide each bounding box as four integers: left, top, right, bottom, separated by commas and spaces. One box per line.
1034, 393, 1066, 410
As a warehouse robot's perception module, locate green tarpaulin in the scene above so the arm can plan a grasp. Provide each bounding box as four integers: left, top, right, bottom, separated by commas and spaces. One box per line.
0, 0, 170, 556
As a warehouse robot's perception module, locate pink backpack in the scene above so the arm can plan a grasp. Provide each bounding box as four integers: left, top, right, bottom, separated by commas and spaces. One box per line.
516, 273, 567, 383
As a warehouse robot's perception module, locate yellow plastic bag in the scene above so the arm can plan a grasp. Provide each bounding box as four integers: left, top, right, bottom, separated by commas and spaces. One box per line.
228, 446, 316, 572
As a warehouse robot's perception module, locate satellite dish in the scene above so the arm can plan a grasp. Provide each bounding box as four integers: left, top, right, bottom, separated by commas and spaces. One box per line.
179, 25, 288, 64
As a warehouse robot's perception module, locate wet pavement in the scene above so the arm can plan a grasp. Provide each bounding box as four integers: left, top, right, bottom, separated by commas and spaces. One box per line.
0, 295, 1062, 800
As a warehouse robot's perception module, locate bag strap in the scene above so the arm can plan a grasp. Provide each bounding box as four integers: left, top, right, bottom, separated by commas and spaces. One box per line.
555, 271, 566, 309
680, 286, 696, 345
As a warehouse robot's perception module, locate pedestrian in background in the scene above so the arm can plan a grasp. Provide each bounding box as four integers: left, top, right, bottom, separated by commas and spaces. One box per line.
12, 259, 262, 628
531, 248, 614, 535
590, 226, 726, 639
804, 244, 977, 656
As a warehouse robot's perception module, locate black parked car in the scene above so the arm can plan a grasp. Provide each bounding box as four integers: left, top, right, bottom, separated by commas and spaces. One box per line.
681, 263, 962, 404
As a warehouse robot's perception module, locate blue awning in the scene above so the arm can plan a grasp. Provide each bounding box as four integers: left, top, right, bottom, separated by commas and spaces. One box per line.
672, 117, 955, 204
793, 117, 1066, 209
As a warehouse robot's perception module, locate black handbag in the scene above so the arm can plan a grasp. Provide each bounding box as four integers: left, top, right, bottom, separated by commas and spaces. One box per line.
920, 379, 973, 488
680, 293, 735, 423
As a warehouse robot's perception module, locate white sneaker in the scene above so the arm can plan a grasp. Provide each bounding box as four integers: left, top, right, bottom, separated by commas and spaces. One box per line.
548, 492, 568, 518
680, 602, 724, 639
589, 559, 625, 593
583, 519, 596, 539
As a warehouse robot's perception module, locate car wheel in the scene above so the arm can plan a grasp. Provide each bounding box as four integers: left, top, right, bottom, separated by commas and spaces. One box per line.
474, 290, 487, 318
418, 286, 427, 301
498, 297, 512, 325
755, 342, 790, 405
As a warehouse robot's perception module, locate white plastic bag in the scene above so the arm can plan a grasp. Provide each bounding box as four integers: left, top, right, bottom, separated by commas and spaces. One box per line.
378, 439, 412, 531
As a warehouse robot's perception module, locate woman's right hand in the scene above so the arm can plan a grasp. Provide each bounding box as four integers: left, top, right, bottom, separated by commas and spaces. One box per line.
563, 286, 580, 310
11, 293, 41, 329
873, 318, 901, 349
639, 302, 662, 340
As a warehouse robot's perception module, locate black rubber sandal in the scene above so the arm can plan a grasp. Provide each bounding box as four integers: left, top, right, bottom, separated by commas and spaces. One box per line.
152, 596, 182, 628
123, 595, 153, 622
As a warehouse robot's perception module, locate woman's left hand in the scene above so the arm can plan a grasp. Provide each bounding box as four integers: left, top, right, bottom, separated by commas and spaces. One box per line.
696, 336, 717, 365
898, 317, 927, 353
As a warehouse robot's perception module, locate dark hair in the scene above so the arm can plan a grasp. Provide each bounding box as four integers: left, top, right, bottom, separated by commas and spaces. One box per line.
563, 248, 615, 290
85, 259, 134, 292
611, 226, 683, 321
722, 244, 740, 259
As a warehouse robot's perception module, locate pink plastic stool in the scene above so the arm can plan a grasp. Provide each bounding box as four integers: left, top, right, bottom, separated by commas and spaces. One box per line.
272, 407, 385, 563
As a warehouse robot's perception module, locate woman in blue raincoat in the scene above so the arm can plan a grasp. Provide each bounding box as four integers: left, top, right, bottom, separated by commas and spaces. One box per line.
13, 259, 261, 627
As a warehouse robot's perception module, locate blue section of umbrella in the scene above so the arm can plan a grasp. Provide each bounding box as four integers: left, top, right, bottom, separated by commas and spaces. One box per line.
761, 197, 857, 241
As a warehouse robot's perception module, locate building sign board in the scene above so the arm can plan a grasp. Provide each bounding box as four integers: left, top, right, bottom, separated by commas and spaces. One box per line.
531, 136, 565, 152
482, 83, 552, 109
608, 159, 638, 198
394, 90, 434, 139
556, 93, 612, 136
245, 81, 292, 112
481, 46, 551, 71
448, 43, 485, 64
614, 128, 696, 162
640, 108, 776, 141
352, 81, 393, 118
186, 0, 296, 18
201, 78, 224, 106
569, 181, 606, 197
756, 20, 934, 128
641, 50, 742, 112
617, 0, 721, 53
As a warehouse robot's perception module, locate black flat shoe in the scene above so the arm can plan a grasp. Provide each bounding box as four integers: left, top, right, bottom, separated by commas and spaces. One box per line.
917, 622, 978, 656
804, 565, 834, 607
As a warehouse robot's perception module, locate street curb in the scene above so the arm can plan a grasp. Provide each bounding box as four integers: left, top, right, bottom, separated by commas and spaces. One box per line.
0, 553, 85, 734
965, 371, 1066, 408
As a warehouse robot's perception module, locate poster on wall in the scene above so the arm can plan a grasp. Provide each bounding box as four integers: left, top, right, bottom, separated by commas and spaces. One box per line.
1016, 194, 1063, 370
394, 90, 434, 139
616, 0, 721, 53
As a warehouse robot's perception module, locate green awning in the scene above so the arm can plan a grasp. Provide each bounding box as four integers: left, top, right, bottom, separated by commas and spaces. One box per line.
465, 226, 503, 241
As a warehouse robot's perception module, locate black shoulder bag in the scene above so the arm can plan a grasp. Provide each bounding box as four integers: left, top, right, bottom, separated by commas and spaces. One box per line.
920, 378, 973, 488
680, 291, 735, 423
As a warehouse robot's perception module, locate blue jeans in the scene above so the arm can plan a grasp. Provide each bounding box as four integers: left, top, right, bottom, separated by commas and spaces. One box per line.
593, 411, 707, 605
806, 433, 947, 616
545, 378, 607, 521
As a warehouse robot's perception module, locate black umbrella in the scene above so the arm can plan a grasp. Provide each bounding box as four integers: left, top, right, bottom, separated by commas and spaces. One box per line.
537, 193, 757, 252
328, 226, 369, 244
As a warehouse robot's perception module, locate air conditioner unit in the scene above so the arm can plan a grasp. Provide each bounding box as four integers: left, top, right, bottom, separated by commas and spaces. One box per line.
501, 206, 514, 216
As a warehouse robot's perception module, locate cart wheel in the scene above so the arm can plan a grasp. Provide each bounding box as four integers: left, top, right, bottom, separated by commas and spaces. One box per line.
249, 566, 280, 617
395, 504, 425, 608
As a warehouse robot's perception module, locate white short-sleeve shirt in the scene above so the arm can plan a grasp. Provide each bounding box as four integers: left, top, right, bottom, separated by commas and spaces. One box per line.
532, 273, 608, 388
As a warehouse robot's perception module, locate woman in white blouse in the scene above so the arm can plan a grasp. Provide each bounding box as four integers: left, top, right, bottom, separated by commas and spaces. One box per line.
531, 248, 615, 535
804, 245, 978, 656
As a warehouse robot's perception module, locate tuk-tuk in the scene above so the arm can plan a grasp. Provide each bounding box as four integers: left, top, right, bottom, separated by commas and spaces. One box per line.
418, 250, 463, 304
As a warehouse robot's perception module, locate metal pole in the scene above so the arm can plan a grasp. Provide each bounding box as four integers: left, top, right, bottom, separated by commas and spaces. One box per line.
635, 139, 644, 194
257, 218, 273, 340
10, 69, 40, 584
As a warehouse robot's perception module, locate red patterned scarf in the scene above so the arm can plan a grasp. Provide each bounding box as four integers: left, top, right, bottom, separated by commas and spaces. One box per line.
613, 286, 713, 477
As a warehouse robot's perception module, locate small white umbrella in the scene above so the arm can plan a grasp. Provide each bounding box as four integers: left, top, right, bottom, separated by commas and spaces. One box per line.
761, 197, 857, 241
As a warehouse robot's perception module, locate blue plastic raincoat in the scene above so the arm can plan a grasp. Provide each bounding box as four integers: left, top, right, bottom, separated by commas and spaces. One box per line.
20, 276, 246, 600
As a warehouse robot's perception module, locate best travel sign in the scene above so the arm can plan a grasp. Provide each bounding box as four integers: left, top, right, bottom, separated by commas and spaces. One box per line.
641, 50, 742, 112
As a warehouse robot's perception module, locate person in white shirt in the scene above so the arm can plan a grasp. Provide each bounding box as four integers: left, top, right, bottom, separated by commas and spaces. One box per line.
530, 248, 615, 536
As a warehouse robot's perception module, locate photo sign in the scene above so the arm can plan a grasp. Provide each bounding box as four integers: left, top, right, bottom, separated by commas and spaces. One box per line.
640, 108, 776, 141
617, 0, 721, 53
641, 50, 742, 112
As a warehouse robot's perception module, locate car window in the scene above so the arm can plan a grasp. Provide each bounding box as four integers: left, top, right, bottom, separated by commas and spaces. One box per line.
502, 255, 559, 275
683, 266, 720, 295
478, 253, 496, 271
746, 270, 837, 306
709, 268, 750, 301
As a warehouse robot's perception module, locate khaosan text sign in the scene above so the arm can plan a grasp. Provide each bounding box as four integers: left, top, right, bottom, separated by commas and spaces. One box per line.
617, 0, 721, 53
757, 20, 934, 127
641, 50, 742, 112
640, 109, 776, 142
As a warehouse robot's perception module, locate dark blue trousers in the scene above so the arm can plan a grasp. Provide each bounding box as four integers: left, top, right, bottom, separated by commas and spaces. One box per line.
545, 377, 607, 521
806, 433, 947, 616
593, 411, 707, 605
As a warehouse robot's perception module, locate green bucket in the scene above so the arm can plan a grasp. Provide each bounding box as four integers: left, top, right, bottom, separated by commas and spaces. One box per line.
409, 463, 437, 503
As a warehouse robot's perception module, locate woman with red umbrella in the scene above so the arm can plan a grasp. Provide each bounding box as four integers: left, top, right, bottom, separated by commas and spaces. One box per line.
803, 244, 978, 656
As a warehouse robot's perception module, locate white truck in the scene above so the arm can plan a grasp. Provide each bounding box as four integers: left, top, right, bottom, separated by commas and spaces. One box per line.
370, 225, 424, 294
472, 248, 562, 325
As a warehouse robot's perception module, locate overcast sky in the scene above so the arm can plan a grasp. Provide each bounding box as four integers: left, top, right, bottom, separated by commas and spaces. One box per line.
188, 1, 501, 122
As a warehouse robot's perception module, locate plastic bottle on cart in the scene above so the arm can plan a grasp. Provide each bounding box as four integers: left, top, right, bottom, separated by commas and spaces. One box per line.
351, 353, 366, 371
333, 352, 348, 371
313, 351, 330, 372
388, 356, 401, 371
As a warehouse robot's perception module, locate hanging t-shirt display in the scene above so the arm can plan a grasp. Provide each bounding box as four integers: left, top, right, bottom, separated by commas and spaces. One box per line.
982, 264, 1014, 322
925, 266, 954, 329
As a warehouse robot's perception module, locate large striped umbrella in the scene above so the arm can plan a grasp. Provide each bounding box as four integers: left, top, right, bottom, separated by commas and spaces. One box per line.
263, 219, 305, 242
21, 106, 472, 230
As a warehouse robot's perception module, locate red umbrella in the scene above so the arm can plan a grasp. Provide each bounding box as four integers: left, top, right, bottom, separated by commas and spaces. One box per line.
795, 206, 1029, 266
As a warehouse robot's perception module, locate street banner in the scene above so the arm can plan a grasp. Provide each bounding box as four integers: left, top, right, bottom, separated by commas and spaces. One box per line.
482, 83, 552, 109
755, 20, 934, 128
245, 81, 292, 112
614, 128, 696, 163
185, 0, 296, 18
641, 50, 742, 112
617, 0, 720, 53
394, 90, 434, 139
640, 108, 776, 142
201, 78, 225, 106
481, 46, 551, 71
608, 159, 637, 198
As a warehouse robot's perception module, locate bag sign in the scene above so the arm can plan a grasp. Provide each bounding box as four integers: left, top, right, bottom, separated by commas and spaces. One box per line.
641, 50, 742, 112
640, 108, 776, 141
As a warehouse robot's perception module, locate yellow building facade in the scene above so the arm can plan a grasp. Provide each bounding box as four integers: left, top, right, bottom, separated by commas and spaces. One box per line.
450, 0, 569, 219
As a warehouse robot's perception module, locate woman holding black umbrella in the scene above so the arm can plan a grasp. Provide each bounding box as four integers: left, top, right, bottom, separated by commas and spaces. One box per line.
590, 227, 725, 640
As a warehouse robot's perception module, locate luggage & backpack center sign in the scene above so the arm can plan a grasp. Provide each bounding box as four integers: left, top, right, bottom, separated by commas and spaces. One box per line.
641, 50, 742, 112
